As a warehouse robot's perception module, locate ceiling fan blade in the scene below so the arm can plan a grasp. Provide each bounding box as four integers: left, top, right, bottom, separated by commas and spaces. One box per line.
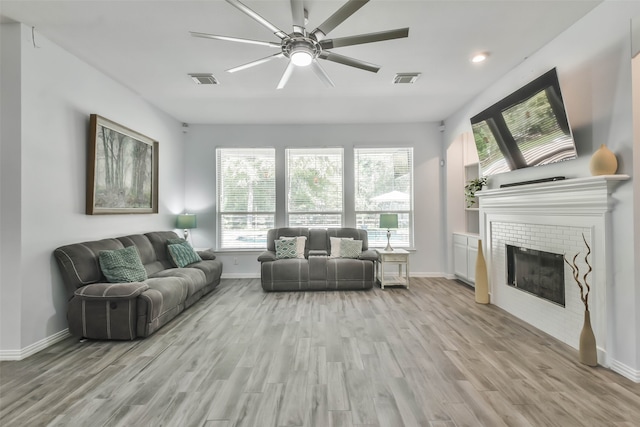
311, 60, 335, 87
190, 32, 281, 48
227, 52, 285, 73
290, 0, 306, 34
319, 28, 409, 49
226, 0, 288, 39
319, 51, 379, 73
277, 61, 296, 89
310, 0, 369, 41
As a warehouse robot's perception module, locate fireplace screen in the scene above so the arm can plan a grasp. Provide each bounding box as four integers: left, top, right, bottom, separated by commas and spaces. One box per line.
506, 245, 565, 306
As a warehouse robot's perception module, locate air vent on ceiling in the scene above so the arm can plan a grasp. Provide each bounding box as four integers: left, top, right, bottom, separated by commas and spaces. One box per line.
393, 73, 421, 84
189, 73, 218, 85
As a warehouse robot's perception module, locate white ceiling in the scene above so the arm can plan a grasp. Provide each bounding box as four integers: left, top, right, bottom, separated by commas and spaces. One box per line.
0, 0, 601, 124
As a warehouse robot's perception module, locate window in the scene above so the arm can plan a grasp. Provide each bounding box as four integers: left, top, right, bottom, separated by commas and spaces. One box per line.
216, 148, 275, 249
286, 148, 343, 227
354, 147, 413, 248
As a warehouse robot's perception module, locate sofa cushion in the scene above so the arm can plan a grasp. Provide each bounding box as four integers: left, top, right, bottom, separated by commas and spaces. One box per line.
168, 243, 202, 267
98, 246, 148, 283
340, 239, 363, 258
187, 260, 224, 286
144, 231, 183, 269
275, 238, 298, 259
149, 268, 206, 303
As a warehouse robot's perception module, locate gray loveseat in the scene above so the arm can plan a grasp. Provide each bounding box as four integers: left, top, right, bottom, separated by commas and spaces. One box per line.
258, 227, 377, 291
54, 231, 222, 340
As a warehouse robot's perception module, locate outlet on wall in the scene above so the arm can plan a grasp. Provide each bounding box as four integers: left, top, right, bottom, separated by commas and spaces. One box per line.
233, 257, 238, 265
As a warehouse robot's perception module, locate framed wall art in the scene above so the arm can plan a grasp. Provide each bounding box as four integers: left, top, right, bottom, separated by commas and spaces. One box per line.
87, 114, 159, 214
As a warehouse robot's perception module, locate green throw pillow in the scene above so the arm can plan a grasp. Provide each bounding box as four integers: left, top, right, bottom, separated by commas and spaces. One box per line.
275, 238, 298, 259
168, 243, 202, 268
99, 246, 148, 283
340, 239, 363, 258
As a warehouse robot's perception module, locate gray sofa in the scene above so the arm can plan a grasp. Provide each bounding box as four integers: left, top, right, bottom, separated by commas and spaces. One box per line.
54, 231, 222, 340
258, 227, 377, 291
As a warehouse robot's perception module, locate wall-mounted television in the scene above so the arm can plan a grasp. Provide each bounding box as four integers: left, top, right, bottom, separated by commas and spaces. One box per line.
470, 68, 577, 176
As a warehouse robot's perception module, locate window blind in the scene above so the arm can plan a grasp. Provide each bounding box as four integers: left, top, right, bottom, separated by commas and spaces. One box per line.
216, 148, 275, 248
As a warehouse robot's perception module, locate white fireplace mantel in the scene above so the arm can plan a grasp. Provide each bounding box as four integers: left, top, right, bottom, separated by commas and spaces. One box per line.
477, 174, 629, 369
477, 175, 630, 215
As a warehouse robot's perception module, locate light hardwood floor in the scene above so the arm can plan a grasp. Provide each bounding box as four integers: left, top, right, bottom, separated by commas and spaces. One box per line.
1, 277, 639, 426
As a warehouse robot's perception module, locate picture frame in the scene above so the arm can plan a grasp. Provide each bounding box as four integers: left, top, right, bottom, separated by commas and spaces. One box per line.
87, 114, 159, 215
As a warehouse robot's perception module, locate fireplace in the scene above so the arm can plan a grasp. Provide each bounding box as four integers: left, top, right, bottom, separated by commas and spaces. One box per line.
476, 175, 628, 372
506, 245, 565, 306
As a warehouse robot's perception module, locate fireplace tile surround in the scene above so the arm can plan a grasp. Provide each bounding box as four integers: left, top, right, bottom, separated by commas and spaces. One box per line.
477, 175, 628, 369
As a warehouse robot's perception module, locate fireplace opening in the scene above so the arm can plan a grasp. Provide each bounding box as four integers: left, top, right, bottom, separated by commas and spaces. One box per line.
506, 245, 565, 306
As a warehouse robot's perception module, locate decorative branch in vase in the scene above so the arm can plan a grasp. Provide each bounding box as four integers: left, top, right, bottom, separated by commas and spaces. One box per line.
564, 233, 597, 367
464, 177, 487, 208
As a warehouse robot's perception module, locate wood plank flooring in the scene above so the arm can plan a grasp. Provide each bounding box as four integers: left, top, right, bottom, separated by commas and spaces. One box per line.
1, 277, 639, 426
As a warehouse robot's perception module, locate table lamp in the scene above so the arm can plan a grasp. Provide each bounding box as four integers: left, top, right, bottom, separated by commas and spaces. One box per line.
379, 213, 398, 251
176, 213, 197, 243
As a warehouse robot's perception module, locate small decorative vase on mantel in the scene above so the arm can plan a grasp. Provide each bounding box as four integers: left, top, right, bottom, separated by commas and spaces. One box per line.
579, 309, 598, 367
589, 144, 618, 176
475, 239, 489, 304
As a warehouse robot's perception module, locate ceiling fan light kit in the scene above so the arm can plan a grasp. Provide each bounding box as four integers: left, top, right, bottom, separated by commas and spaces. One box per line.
190, 0, 409, 89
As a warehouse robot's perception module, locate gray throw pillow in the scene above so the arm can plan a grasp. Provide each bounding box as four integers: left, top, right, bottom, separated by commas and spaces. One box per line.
99, 246, 148, 283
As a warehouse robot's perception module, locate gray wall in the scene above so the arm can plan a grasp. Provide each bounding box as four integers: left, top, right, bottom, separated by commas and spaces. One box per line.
0, 24, 186, 356
183, 123, 446, 277
444, 2, 640, 376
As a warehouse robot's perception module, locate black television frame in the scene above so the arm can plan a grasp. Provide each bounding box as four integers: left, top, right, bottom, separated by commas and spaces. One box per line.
470, 68, 576, 173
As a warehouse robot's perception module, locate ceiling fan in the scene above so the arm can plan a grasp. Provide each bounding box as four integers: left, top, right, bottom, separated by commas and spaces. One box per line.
190, 0, 409, 89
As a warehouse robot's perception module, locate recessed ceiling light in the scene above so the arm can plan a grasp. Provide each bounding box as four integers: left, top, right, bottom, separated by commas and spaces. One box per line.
471, 52, 489, 63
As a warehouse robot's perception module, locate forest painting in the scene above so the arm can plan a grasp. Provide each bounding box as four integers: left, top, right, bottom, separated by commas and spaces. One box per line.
86, 115, 158, 214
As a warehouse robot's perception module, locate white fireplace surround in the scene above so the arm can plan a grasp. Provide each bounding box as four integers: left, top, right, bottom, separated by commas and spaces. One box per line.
477, 175, 629, 369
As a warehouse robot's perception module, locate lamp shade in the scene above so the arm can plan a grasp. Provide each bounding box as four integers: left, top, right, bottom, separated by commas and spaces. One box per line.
176, 214, 197, 229
379, 213, 398, 229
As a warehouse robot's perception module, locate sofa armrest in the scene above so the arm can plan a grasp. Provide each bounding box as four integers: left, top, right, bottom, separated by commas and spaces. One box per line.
74, 282, 149, 300
308, 249, 328, 257
359, 249, 379, 262
197, 250, 217, 260
258, 251, 277, 262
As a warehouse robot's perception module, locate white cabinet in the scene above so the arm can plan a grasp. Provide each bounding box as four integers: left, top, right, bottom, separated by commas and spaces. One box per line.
453, 232, 479, 285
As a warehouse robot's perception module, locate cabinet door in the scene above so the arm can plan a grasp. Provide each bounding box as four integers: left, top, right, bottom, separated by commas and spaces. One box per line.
453, 241, 468, 279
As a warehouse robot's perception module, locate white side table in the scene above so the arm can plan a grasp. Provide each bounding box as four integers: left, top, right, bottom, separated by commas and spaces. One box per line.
375, 248, 409, 289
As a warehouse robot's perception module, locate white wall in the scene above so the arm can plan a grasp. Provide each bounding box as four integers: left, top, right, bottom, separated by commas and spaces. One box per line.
1, 23, 24, 353
632, 16, 640, 373
444, 2, 640, 378
0, 24, 186, 357
184, 123, 445, 277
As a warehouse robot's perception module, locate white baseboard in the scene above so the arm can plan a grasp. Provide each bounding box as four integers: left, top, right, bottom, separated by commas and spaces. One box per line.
410, 272, 451, 278
610, 359, 640, 383
0, 328, 71, 361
